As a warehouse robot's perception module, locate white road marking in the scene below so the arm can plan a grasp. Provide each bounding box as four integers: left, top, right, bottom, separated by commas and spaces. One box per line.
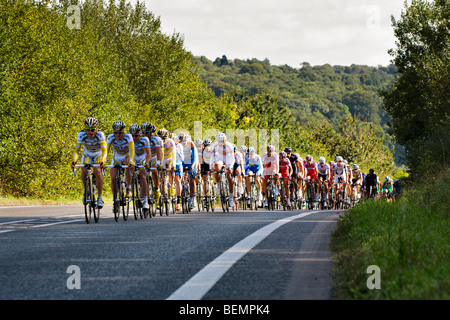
166, 211, 319, 300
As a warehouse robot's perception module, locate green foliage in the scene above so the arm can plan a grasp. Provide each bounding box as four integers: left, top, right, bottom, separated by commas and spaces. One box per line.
192, 56, 395, 131
381, 0, 450, 178
0, 0, 212, 197
331, 168, 450, 299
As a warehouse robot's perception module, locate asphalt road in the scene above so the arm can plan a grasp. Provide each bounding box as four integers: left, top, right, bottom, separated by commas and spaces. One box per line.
0, 205, 342, 302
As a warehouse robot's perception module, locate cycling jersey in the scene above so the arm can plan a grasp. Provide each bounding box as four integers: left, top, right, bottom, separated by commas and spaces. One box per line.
332, 163, 347, 184
210, 141, 235, 169
365, 173, 378, 186
175, 143, 184, 176
106, 133, 135, 165
245, 153, 263, 176
304, 160, 318, 179
234, 151, 244, 173
279, 158, 291, 178
149, 135, 162, 158
317, 163, 330, 181
133, 136, 151, 165
72, 130, 107, 164
262, 152, 279, 176
288, 154, 298, 176
382, 181, 393, 193
162, 138, 177, 169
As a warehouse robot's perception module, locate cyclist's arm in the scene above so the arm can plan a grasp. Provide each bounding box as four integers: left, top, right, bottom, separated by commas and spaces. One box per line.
72, 142, 82, 164
128, 141, 135, 164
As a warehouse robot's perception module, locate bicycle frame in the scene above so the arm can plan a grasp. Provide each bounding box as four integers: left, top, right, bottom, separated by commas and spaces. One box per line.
74, 164, 102, 224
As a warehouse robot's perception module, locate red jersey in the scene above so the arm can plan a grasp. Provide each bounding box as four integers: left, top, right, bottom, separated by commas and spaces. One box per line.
303, 160, 318, 179
279, 158, 291, 177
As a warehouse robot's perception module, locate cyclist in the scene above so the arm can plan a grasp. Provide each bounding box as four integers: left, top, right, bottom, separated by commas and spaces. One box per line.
173, 135, 185, 211
200, 139, 213, 208
245, 147, 263, 206
71, 117, 107, 208
233, 145, 245, 199
262, 145, 279, 208
210, 132, 235, 208
393, 179, 402, 200
332, 156, 347, 202
350, 164, 363, 200
364, 168, 378, 199
285, 147, 299, 203
296, 154, 306, 203
106, 121, 135, 212
279, 151, 293, 207
317, 157, 331, 204
142, 122, 162, 202
381, 176, 394, 201
158, 128, 177, 202
129, 124, 151, 210
194, 139, 203, 182
239, 145, 248, 159
303, 155, 319, 202
179, 132, 199, 209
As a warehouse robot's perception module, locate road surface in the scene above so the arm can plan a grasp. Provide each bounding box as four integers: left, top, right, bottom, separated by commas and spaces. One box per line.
0, 205, 341, 303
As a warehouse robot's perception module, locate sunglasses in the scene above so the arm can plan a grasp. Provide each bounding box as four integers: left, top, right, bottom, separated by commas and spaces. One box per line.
114, 131, 124, 135
85, 128, 96, 132
132, 134, 140, 137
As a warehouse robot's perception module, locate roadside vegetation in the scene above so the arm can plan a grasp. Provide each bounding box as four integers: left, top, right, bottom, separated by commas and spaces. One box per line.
331, 0, 449, 300
331, 169, 450, 299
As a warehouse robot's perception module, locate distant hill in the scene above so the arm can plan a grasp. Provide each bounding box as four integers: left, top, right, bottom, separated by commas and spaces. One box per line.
192, 55, 396, 131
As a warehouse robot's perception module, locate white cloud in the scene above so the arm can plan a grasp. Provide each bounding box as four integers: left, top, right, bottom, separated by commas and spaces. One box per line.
129, 0, 406, 67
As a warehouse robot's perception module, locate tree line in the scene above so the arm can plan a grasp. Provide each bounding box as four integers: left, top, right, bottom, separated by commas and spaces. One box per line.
0, 0, 396, 199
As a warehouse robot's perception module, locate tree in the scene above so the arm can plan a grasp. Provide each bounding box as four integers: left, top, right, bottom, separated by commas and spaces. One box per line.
381, 0, 450, 176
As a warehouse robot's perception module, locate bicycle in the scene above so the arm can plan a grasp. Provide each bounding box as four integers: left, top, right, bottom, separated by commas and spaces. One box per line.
335, 179, 347, 210
202, 171, 215, 212
289, 178, 299, 210
212, 166, 231, 212
73, 164, 103, 224
305, 178, 316, 210
279, 176, 291, 211
265, 175, 277, 211
180, 169, 191, 214
107, 164, 129, 222
247, 172, 259, 211
350, 183, 360, 208
159, 167, 175, 216
319, 180, 329, 210
130, 164, 145, 220
196, 173, 204, 212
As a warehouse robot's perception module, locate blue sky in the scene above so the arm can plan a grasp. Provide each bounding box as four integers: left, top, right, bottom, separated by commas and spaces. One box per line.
129, 0, 407, 67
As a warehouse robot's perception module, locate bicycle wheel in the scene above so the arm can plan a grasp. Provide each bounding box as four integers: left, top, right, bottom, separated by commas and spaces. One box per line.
112, 177, 120, 222
197, 181, 203, 212
133, 178, 142, 220
84, 177, 92, 224
209, 183, 216, 212
92, 177, 100, 223
122, 182, 129, 221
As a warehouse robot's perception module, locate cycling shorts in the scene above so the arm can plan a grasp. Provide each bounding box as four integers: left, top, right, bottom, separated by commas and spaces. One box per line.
246, 165, 261, 176
334, 173, 346, 185
134, 155, 147, 167
183, 164, 196, 179
81, 150, 103, 165
110, 153, 130, 166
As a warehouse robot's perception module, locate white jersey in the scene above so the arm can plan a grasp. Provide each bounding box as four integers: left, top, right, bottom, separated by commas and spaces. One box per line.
317, 163, 330, 175
210, 141, 235, 169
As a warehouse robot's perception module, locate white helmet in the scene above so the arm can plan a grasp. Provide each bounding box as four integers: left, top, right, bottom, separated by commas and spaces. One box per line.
248, 147, 255, 154
239, 145, 248, 152
318, 157, 325, 163
216, 132, 226, 143
353, 164, 359, 169
336, 156, 343, 161
194, 139, 203, 146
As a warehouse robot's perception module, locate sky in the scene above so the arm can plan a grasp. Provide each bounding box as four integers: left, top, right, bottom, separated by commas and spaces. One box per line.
128, 0, 407, 67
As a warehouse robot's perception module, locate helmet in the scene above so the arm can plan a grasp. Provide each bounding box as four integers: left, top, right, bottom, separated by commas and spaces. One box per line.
194, 139, 203, 146
306, 155, 312, 161
85, 117, 98, 129
353, 164, 359, 169
298, 156, 303, 162
369, 168, 374, 173
385, 176, 391, 181
157, 128, 169, 140
239, 145, 248, 152
233, 145, 237, 152
279, 151, 286, 158
248, 147, 255, 154
129, 124, 141, 135
318, 157, 325, 163
178, 132, 188, 142
329, 161, 335, 166
141, 122, 156, 134
267, 145, 275, 152
203, 139, 212, 146
284, 147, 292, 153
216, 132, 226, 143
112, 121, 125, 132
336, 156, 343, 162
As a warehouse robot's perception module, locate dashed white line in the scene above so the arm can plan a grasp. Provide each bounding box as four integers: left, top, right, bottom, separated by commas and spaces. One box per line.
166, 211, 319, 300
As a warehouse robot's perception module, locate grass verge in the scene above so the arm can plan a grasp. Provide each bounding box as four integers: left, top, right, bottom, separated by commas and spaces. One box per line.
330, 170, 450, 299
